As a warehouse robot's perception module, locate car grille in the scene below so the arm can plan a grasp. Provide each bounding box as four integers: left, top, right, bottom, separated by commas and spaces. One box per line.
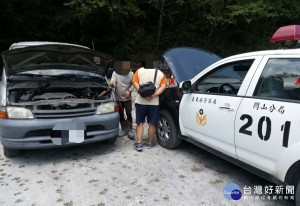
32, 107, 97, 119
25, 125, 105, 138
25, 129, 52, 137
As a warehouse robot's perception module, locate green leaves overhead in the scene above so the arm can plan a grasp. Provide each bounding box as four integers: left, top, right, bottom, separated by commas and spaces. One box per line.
0, 0, 300, 61
65, 0, 145, 18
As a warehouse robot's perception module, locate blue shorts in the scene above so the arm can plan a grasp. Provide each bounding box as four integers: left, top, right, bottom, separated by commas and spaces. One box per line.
135, 104, 160, 125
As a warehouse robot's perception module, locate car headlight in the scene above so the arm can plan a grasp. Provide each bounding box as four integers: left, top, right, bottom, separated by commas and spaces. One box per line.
96, 102, 116, 114
6, 107, 34, 119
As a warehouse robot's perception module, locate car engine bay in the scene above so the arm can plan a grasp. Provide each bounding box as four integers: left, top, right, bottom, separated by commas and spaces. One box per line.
7, 80, 112, 111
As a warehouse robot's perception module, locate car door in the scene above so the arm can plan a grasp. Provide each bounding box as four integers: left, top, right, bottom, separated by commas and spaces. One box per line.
235, 55, 300, 175
179, 56, 263, 158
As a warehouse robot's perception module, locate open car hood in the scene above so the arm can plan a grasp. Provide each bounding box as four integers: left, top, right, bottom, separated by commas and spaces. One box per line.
163, 47, 221, 83
1, 44, 113, 77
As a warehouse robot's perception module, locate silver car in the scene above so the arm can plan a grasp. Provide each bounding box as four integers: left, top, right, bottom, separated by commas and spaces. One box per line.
0, 42, 119, 157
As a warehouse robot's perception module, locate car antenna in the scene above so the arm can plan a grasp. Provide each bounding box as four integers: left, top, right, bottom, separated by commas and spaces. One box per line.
92, 41, 95, 50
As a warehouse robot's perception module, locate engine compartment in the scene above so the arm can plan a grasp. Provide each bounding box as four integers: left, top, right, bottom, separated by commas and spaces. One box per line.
7, 80, 112, 110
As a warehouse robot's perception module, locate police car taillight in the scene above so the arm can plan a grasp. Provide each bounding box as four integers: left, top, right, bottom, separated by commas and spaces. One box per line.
270, 25, 300, 47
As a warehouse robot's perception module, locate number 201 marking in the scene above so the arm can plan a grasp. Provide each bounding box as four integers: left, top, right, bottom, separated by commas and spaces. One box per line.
239, 114, 290, 147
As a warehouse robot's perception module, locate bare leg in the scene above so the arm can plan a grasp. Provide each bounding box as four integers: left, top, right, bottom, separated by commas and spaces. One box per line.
136, 122, 144, 143
148, 123, 156, 143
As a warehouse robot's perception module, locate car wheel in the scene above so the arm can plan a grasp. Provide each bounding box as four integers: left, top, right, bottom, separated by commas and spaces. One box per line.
296, 179, 300, 206
156, 110, 182, 149
3, 147, 20, 158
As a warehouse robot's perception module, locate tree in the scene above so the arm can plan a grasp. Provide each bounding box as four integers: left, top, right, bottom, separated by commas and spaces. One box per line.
1, 0, 300, 62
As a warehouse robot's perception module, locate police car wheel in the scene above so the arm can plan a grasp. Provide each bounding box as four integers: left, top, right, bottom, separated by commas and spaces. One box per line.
156, 110, 182, 149
296, 179, 300, 206
3, 147, 20, 158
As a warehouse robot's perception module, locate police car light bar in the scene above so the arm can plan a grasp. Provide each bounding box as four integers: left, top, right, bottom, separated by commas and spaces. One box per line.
270, 25, 300, 47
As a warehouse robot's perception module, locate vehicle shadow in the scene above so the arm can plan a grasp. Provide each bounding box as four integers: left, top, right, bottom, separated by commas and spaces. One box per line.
6, 140, 121, 166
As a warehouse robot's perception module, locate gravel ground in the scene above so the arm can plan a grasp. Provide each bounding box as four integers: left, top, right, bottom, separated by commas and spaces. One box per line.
0, 91, 296, 206
0, 131, 295, 206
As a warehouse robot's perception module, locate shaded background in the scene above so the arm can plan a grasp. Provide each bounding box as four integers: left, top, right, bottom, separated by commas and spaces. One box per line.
0, 0, 300, 63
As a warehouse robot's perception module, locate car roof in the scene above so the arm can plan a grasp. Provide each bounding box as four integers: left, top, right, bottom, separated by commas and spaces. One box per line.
223, 48, 300, 61
9, 41, 89, 50
206, 48, 300, 73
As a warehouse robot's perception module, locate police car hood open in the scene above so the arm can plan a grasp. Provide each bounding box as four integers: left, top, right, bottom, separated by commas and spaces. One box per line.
163, 47, 221, 83
1, 44, 113, 77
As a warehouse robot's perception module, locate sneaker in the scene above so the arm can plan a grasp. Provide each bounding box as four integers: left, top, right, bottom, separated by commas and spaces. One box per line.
146, 142, 155, 149
127, 131, 135, 140
134, 143, 143, 151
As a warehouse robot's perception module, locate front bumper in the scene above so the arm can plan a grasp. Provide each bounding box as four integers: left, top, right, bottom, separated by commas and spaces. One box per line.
0, 112, 119, 149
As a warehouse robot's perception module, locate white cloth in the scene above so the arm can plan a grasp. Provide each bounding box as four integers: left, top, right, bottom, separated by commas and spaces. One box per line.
110, 71, 134, 101
134, 67, 165, 106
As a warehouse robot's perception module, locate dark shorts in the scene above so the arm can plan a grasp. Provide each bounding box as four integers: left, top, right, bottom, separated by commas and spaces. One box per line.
135, 104, 160, 125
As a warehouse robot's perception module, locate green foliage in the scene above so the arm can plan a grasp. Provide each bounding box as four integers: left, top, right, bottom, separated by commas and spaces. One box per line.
0, 0, 300, 61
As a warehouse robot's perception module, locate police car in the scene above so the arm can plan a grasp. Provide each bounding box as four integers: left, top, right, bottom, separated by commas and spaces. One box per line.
158, 25, 300, 205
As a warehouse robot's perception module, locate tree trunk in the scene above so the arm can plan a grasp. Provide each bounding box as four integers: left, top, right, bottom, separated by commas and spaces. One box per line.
157, 0, 166, 44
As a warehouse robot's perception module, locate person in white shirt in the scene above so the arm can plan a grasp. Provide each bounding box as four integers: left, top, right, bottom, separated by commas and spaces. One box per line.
109, 68, 135, 139
132, 67, 167, 151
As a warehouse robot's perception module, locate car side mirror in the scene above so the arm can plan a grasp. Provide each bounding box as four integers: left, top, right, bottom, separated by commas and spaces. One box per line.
179, 80, 191, 94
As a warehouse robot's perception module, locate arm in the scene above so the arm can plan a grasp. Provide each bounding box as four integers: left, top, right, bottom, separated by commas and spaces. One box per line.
153, 72, 167, 97
132, 70, 139, 91
125, 72, 134, 98
109, 71, 117, 87
153, 84, 167, 97
133, 82, 139, 91
145, 84, 167, 101
125, 83, 135, 99
145, 72, 167, 101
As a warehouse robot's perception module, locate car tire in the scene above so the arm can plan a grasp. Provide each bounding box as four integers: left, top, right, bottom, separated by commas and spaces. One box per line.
156, 110, 182, 149
296, 178, 300, 206
3, 147, 20, 158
